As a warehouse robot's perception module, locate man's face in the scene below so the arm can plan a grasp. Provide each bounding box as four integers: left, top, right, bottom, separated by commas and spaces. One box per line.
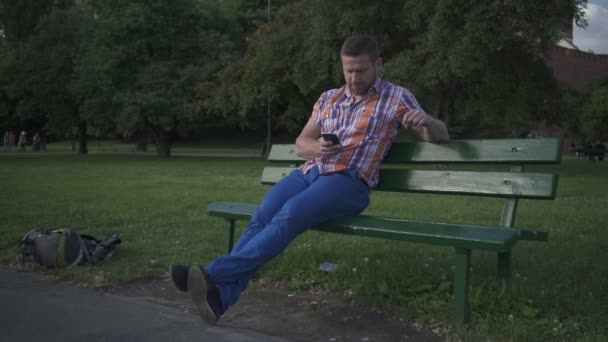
341, 54, 381, 97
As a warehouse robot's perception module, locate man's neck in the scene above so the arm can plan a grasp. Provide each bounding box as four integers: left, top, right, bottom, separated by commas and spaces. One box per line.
346, 78, 381, 103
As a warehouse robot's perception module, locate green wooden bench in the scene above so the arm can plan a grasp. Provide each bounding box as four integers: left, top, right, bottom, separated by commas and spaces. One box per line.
208, 138, 561, 325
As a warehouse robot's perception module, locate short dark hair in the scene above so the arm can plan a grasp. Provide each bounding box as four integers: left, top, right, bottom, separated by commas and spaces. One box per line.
340, 34, 379, 61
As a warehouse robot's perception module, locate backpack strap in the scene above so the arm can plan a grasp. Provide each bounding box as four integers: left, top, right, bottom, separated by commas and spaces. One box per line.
78, 234, 101, 265
90, 235, 121, 264
21, 227, 44, 243
66, 236, 88, 269
55, 229, 88, 268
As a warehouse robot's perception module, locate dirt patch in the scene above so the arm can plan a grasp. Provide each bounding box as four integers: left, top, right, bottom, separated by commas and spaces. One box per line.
107, 276, 444, 342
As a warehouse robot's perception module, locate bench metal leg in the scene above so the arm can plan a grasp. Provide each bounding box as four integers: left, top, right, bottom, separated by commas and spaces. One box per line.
454, 248, 472, 325
497, 251, 511, 286
225, 219, 235, 254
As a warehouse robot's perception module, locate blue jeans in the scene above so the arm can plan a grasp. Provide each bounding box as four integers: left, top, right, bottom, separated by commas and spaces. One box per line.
205, 166, 370, 312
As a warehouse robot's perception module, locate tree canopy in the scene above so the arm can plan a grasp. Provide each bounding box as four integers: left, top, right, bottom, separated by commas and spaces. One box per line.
11, 7, 93, 152
0, 0, 599, 157
217, 0, 588, 137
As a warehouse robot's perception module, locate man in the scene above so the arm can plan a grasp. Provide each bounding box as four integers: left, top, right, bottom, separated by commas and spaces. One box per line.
170, 34, 449, 324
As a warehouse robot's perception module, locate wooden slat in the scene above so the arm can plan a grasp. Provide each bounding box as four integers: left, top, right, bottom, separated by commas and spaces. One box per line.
377, 169, 558, 199
267, 139, 562, 164
207, 201, 522, 251
316, 215, 519, 251
208, 201, 257, 220
384, 138, 562, 164
267, 145, 304, 162
261, 167, 296, 184
261, 167, 558, 199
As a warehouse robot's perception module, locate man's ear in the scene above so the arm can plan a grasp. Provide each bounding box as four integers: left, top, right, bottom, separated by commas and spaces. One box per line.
375, 57, 383, 74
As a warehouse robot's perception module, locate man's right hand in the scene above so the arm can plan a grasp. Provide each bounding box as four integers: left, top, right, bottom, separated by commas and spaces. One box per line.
319, 139, 342, 157
296, 118, 343, 159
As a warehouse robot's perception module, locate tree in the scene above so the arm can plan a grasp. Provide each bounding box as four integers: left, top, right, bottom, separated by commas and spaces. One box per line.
0, 0, 73, 135
577, 76, 608, 140
217, 0, 588, 138
0, 47, 20, 130
385, 0, 587, 135
438, 50, 565, 138
75, 0, 240, 158
213, 0, 417, 133
9, 6, 93, 154
0, 0, 72, 44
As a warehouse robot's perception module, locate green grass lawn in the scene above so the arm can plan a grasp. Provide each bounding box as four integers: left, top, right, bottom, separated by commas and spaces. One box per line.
41, 139, 263, 155
0, 152, 606, 340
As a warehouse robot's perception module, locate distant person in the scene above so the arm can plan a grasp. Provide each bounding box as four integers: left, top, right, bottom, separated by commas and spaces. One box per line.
583, 141, 595, 161
575, 143, 583, 160
18, 131, 27, 152
32, 132, 41, 152
8, 131, 16, 150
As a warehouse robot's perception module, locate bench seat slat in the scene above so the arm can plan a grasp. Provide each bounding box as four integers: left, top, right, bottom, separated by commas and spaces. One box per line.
261, 167, 558, 199
261, 167, 296, 184
208, 201, 257, 221
208, 201, 522, 251
267, 139, 562, 164
267, 145, 302, 162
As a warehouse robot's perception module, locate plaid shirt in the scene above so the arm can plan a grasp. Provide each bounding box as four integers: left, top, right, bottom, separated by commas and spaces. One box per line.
299, 78, 422, 188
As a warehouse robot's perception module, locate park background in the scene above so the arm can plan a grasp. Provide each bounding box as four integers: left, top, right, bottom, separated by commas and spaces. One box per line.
1, 0, 608, 340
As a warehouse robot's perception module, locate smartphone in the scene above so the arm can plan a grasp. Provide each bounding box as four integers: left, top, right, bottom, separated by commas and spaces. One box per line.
321, 133, 341, 145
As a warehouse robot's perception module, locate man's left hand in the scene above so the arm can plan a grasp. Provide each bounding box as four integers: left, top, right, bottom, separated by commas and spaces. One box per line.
401, 109, 435, 128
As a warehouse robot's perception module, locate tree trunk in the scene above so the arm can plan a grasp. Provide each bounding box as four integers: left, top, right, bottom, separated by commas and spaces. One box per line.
434, 85, 448, 121
443, 91, 455, 128
135, 129, 148, 152
153, 129, 172, 158
444, 79, 462, 128
434, 80, 461, 128
78, 120, 88, 154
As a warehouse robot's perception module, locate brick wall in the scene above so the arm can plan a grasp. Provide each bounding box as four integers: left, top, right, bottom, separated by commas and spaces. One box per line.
545, 45, 608, 90
529, 46, 608, 148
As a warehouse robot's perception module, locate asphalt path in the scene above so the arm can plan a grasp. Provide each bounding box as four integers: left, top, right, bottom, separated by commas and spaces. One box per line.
0, 268, 290, 342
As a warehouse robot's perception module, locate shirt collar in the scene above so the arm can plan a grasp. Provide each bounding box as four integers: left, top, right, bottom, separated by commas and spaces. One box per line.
344, 77, 384, 100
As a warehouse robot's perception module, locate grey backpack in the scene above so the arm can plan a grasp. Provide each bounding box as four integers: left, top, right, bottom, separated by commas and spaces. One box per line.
19, 228, 121, 268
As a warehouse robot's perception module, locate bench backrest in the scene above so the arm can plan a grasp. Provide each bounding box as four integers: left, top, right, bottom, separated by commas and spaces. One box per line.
262, 138, 562, 228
